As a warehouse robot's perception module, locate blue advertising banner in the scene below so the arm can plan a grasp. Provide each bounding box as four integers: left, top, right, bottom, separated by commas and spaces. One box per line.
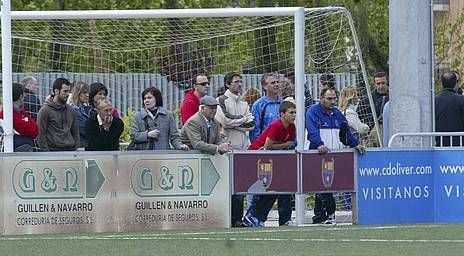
433, 150, 464, 222
357, 150, 434, 224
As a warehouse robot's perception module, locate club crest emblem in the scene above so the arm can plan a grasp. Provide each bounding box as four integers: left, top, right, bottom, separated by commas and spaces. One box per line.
322, 157, 335, 188
257, 159, 273, 189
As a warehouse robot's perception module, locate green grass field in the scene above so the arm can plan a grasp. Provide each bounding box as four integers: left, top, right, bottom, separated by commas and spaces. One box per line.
1, 224, 464, 256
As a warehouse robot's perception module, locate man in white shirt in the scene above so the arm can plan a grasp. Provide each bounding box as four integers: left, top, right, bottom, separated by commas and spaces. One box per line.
216, 72, 255, 227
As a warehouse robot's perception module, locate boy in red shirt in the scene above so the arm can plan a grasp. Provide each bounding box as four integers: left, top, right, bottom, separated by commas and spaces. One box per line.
243, 101, 296, 227
248, 101, 296, 150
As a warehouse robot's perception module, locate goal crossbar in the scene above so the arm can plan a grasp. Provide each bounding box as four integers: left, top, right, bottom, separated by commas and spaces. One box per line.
6, 7, 345, 20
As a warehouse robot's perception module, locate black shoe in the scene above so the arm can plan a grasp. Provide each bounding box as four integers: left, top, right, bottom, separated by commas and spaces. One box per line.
279, 220, 293, 226
312, 215, 327, 224
232, 220, 244, 227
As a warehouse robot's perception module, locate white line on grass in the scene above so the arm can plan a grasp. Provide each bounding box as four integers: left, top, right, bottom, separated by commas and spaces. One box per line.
115, 237, 464, 243
3, 236, 464, 244
93, 224, 444, 238
0, 224, 451, 241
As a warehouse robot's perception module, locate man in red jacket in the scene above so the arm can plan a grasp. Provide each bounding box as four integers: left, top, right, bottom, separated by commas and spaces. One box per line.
180, 73, 210, 124
0, 83, 38, 151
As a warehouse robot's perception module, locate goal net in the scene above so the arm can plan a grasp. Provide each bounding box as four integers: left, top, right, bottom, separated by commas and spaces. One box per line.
1, 7, 378, 222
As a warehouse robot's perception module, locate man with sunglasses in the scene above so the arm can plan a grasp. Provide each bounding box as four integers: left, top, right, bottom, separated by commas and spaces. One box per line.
181, 74, 210, 124
306, 87, 365, 225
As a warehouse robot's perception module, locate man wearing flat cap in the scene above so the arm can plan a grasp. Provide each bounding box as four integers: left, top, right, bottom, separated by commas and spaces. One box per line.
180, 95, 232, 155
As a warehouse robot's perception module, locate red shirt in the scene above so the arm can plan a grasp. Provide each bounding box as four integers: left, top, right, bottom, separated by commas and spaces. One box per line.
180, 90, 200, 124
248, 118, 295, 150
0, 107, 38, 138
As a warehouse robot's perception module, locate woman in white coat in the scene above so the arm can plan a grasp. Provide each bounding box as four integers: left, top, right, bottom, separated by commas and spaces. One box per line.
339, 86, 370, 136
338, 86, 368, 211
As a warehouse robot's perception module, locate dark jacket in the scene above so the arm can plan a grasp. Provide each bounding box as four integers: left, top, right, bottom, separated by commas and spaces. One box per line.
435, 88, 464, 146
85, 112, 124, 151
359, 90, 389, 128
23, 88, 41, 121
73, 105, 92, 148
37, 98, 79, 151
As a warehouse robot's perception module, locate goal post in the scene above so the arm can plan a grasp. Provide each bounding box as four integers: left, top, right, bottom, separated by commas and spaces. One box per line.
1, 0, 13, 152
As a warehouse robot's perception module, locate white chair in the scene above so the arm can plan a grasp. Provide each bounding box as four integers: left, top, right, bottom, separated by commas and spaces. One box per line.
0, 118, 21, 152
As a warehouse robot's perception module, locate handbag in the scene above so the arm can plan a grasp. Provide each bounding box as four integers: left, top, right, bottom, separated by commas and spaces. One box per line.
127, 117, 151, 150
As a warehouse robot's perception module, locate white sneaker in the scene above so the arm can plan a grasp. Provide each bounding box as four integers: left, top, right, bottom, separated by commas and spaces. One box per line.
323, 214, 336, 225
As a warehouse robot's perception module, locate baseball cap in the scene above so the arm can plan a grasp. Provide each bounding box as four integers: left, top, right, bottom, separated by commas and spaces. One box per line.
200, 95, 219, 106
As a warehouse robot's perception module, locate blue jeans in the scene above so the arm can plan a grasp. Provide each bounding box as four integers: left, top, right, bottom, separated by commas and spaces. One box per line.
244, 194, 258, 217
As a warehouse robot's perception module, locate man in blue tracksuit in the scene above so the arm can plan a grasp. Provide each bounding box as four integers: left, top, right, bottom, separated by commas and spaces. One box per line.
249, 75, 282, 143
306, 87, 365, 224
243, 73, 293, 227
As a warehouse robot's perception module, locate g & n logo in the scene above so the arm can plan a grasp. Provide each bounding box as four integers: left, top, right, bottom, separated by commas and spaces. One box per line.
131, 159, 198, 197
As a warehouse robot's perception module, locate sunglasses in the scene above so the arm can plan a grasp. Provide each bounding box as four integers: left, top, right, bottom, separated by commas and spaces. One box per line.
197, 82, 209, 86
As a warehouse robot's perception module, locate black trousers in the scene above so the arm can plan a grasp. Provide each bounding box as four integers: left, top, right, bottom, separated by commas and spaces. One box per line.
231, 195, 244, 226
254, 194, 292, 226
312, 193, 336, 224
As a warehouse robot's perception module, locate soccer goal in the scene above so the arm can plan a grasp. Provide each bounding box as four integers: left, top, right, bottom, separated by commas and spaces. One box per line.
2, 6, 378, 223
3, 6, 378, 141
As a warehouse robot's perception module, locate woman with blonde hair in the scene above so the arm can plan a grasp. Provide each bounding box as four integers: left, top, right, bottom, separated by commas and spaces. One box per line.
338, 86, 369, 211
242, 87, 261, 109
338, 86, 369, 135
69, 81, 92, 148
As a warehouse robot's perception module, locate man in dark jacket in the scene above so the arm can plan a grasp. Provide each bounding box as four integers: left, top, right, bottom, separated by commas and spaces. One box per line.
37, 78, 79, 151
435, 71, 464, 146
85, 99, 124, 151
359, 72, 389, 128
21, 76, 41, 121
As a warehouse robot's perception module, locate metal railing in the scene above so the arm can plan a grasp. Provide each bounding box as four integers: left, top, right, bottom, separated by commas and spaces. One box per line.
433, 0, 450, 5
433, 0, 450, 11
388, 132, 464, 148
